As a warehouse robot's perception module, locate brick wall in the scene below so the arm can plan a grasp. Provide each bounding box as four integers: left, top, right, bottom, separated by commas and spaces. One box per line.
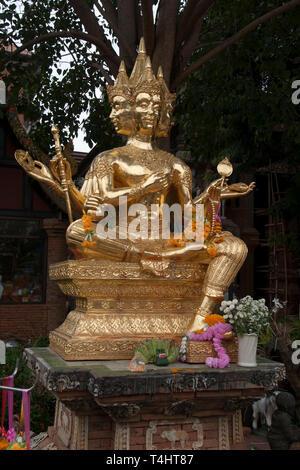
83, 398, 245, 450
88, 413, 114, 450
0, 218, 69, 343
43, 219, 69, 333
0, 304, 48, 342
49, 387, 265, 450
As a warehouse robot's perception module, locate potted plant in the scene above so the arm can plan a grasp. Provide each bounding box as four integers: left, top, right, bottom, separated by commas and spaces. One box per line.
220, 296, 270, 367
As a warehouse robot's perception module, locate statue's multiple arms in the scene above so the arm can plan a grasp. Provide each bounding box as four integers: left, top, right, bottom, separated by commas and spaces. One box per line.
219, 181, 255, 199
15, 150, 85, 214
84, 168, 170, 216
193, 179, 255, 205
172, 159, 193, 207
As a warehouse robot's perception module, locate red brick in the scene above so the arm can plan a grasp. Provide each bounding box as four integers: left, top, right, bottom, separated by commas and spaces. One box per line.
202, 422, 218, 431
204, 430, 218, 440
203, 439, 218, 448
130, 436, 146, 446
154, 443, 173, 450
130, 445, 145, 450
89, 438, 113, 450
129, 421, 149, 428
182, 424, 194, 432
89, 430, 113, 439
130, 427, 145, 437
0, 218, 69, 342
188, 431, 198, 441
142, 413, 171, 421
98, 439, 113, 450
88, 439, 100, 450
89, 420, 112, 431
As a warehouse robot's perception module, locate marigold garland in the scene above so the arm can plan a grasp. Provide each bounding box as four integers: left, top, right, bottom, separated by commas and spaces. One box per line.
0, 427, 26, 451
206, 244, 217, 258
178, 313, 232, 368
0, 439, 9, 450
169, 212, 224, 261
205, 314, 225, 327
81, 210, 96, 248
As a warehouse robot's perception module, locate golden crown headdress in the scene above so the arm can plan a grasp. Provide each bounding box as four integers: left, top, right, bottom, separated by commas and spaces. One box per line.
107, 38, 175, 109
106, 60, 132, 103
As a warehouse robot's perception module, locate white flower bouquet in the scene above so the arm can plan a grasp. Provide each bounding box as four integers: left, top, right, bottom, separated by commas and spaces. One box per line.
220, 295, 270, 337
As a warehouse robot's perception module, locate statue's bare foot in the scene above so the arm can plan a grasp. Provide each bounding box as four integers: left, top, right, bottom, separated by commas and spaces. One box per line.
188, 314, 208, 333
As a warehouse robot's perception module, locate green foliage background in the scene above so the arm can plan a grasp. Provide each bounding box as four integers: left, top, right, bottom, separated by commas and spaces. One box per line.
0, 0, 299, 167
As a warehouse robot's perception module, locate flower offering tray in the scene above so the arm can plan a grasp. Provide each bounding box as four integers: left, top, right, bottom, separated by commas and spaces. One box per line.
185, 337, 238, 364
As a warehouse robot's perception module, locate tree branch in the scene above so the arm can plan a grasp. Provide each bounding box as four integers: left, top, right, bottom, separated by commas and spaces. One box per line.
135, 0, 143, 44
173, 0, 300, 89
117, 0, 138, 69
89, 62, 114, 84
94, 0, 136, 64
152, 0, 180, 85
175, 15, 204, 80
12, 0, 40, 30
96, 0, 118, 31
9, 30, 119, 75
69, 0, 119, 73
175, 0, 216, 49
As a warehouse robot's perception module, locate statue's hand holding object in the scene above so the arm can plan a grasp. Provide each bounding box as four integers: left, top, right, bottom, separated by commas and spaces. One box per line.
141, 169, 170, 194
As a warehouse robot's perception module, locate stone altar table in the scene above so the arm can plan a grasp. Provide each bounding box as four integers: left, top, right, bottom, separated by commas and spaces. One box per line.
25, 347, 285, 451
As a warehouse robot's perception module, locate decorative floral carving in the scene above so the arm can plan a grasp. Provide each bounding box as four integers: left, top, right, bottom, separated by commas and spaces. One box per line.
218, 416, 230, 450
49, 259, 207, 282
164, 400, 196, 417
96, 402, 141, 421
146, 419, 203, 450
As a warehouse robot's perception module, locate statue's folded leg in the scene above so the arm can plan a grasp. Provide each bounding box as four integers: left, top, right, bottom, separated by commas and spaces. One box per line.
189, 231, 248, 332
66, 219, 142, 261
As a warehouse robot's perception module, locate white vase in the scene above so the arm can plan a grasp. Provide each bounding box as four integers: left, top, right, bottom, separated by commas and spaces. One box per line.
237, 333, 258, 367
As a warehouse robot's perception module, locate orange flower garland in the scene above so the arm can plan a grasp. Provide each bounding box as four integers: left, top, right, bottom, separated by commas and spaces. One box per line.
205, 314, 225, 327
170, 235, 187, 247
8, 442, 26, 450
0, 440, 9, 450
207, 244, 217, 258
167, 210, 224, 256
204, 221, 211, 241
194, 315, 225, 334
81, 210, 96, 248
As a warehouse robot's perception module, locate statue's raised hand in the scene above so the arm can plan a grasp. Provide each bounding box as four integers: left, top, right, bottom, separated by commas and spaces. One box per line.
142, 169, 170, 194
83, 194, 103, 218
207, 178, 223, 204
220, 181, 256, 200
50, 156, 72, 184
15, 150, 56, 185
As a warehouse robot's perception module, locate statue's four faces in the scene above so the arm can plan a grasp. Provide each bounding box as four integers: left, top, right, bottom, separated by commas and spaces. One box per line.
109, 95, 135, 136
134, 92, 161, 136
109, 91, 173, 139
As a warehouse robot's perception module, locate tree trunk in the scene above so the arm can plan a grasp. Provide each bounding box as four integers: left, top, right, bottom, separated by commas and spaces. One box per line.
151, 0, 180, 86
118, 0, 138, 70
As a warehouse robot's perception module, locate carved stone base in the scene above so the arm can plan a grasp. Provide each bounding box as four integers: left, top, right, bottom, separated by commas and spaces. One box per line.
49, 259, 207, 360
24, 347, 285, 450
50, 331, 183, 361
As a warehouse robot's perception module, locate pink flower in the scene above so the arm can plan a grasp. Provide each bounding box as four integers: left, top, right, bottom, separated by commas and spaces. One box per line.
7, 428, 16, 442
187, 322, 232, 369
0, 426, 7, 439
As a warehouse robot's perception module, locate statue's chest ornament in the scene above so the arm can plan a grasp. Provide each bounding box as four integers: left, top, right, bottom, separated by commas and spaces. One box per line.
120, 148, 173, 174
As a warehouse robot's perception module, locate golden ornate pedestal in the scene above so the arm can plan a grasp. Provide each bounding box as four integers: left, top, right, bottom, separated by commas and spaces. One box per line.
186, 338, 238, 364
49, 259, 208, 360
